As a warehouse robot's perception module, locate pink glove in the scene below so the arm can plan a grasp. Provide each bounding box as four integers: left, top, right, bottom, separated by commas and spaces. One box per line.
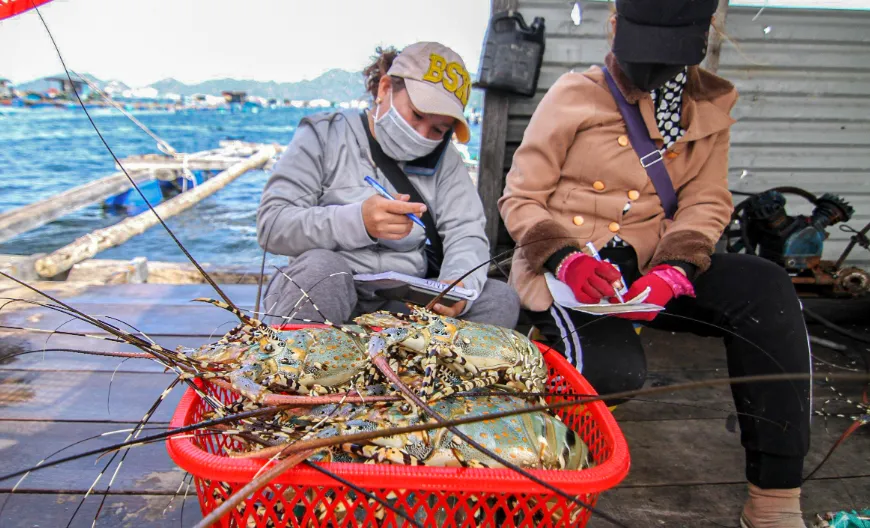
616, 264, 695, 321
558, 252, 623, 304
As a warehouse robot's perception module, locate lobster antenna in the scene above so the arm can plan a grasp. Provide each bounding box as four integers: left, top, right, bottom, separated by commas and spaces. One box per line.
30, 3, 245, 320
252, 204, 289, 318
275, 267, 350, 326
0, 425, 171, 525
66, 378, 180, 527
0, 271, 212, 398
2, 371, 867, 485
0, 297, 132, 337
90, 380, 183, 526
0, 271, 156, 348
0, 349, 150, 363
0, 325, 125, 343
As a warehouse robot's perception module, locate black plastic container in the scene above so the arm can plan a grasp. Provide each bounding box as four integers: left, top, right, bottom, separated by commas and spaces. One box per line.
475, 11, 546, 97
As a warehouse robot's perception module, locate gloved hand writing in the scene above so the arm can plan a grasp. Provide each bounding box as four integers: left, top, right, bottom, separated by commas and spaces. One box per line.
616, 264, 694, 321
557, 253, 623, 304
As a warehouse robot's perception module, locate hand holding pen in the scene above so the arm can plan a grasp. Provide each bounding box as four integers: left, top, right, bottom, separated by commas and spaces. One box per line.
585, 242, 627, 303
362, 176, 427, 240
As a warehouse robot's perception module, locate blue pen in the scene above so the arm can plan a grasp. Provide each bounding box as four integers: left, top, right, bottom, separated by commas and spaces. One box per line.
364, 175, 427, 229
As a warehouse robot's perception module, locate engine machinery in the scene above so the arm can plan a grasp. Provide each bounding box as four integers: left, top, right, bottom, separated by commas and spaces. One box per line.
723, 188, 869, 298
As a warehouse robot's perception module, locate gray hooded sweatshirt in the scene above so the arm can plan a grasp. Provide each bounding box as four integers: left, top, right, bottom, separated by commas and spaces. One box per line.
256, 109, 490, 313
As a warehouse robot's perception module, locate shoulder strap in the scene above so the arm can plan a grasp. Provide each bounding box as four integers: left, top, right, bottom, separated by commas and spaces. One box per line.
358, 111, 445, 277
601, 66, 679, 220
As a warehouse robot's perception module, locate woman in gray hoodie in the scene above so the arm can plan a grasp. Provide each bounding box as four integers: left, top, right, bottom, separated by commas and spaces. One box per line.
256, 42, 519, 328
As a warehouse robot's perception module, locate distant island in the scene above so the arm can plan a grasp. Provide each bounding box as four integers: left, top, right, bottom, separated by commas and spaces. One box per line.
1, 68, 484, 113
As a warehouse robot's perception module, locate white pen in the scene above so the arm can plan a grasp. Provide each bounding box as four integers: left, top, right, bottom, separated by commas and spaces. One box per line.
585, 242, 626, 303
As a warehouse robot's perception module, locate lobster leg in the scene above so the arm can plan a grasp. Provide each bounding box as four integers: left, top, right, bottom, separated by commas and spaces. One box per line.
428, 371, 500, 403
419, 345, 442, 400
226, 369, 272, 403
308, 383, 349, 396
340, 443, 425, 466
435, 345, 478, 376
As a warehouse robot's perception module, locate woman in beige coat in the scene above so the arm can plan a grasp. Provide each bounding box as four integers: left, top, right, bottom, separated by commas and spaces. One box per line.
498, 1, 811, 526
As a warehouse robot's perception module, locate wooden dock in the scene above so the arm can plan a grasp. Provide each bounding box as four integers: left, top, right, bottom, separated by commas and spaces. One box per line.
0, 282, 866, 527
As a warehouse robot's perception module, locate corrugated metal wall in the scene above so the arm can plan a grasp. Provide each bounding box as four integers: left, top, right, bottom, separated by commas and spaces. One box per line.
500, 1, 870, 268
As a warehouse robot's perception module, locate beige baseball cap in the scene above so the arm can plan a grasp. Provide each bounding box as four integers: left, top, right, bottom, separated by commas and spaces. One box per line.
386, 41, 472, 144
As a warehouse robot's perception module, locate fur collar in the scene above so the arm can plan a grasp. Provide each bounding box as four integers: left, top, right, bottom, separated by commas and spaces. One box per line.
603, 53, 735, 105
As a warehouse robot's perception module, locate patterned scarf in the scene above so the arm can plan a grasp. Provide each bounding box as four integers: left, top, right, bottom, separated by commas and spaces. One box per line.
651, 67, 688, 149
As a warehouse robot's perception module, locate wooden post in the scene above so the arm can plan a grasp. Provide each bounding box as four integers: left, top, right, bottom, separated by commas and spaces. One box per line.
0, 171, 153, 244
704, 0, 730, 73
477, 0, 519, 256
0, 253, 45, 282
34, 146, 276, 278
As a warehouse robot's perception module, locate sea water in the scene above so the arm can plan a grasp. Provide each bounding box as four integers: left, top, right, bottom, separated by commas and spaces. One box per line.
0, 107, 482, 267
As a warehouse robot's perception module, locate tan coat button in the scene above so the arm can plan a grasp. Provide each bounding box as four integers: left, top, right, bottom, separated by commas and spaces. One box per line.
628, 190, 640, 201
617, 135, 629, 147
609, 222, 620, 233
666, 150, 679, 159
572, 215, 584, 226
592, 181, 605, 191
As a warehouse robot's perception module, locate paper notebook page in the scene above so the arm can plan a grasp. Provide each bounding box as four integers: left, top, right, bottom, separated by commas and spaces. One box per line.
543, 272, 664, 314
353, 271, 480, 301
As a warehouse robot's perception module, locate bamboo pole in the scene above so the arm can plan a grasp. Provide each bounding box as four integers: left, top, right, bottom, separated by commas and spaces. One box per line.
34, 146, 276, 278
0, 171, 153, 244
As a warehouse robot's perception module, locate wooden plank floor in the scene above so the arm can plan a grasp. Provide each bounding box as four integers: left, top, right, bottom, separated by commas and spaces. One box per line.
0, 283, 867, 527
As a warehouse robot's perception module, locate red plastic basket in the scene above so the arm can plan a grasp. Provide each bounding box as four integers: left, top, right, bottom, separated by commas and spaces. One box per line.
167, 326, 630, 527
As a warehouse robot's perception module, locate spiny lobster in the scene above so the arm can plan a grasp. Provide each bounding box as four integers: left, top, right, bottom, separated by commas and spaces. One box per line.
215, 389, 591, 471
169, 299, 547, 410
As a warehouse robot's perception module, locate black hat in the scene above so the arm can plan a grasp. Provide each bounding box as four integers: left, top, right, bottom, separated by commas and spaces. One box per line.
612, 0, 718, 66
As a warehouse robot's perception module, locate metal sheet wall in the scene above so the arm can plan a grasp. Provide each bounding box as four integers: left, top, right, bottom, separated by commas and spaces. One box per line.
501, 1, 870, 267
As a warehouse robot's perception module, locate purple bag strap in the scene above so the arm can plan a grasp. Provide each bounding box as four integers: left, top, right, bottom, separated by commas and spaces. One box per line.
602, 66, 678, 220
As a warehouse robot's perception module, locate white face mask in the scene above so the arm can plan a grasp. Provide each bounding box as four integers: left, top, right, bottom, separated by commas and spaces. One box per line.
373, 91, 443, 161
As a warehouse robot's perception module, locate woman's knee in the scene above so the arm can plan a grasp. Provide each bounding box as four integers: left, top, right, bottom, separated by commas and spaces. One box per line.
583, 355, 648, 400
262, 250, 356, 323
709, 253, 797, 300
295, 249, 355, 276
465, 279, 521, 328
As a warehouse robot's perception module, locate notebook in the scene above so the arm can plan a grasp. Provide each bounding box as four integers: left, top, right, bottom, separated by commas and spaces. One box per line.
544, 272, 664, 315
354, 271, 479, 308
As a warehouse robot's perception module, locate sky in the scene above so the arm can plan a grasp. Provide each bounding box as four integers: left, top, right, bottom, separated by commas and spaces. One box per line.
0, 0, 492, 86
2, 0, 869, 87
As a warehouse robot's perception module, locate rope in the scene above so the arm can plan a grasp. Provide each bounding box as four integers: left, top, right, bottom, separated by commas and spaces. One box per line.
179, 154, 197, 191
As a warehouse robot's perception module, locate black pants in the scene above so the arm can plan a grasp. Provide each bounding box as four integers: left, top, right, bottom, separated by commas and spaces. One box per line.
526, 249, 811, 489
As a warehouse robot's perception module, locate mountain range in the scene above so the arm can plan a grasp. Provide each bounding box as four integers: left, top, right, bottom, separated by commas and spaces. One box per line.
149, 69, 367, 101
11, 68, 484, 107
14, 69, 368, 102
